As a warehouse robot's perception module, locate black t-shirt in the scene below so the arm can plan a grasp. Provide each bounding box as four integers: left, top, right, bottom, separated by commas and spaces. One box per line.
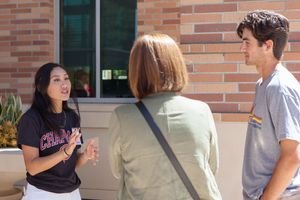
17, 108, 82, 193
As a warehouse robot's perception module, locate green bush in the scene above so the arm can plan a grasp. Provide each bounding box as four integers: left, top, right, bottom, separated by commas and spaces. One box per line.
0, 94, 23, 148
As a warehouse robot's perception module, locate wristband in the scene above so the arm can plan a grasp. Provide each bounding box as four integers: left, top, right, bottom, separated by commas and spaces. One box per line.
63, 148, 71, 157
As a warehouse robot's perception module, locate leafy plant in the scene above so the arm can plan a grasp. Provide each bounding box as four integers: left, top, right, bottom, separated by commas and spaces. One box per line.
0, 94, 23, 148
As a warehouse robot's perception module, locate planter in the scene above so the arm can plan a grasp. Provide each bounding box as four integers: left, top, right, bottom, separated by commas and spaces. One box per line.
0, 148, 25, 172
0, 188, 22, 200
0, 148, 25, 200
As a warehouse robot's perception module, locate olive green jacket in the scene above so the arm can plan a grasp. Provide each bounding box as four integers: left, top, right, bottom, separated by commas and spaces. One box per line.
109, 92, 222, 200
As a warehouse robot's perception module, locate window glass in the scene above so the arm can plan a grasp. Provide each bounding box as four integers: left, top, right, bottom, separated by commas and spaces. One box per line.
60, 0, 137, 99
60, 0, 96, 97
100, 0, 136, 98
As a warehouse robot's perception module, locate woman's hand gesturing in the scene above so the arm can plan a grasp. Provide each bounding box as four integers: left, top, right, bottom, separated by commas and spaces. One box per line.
64, 130, 81, 158
84, 139, 99, 166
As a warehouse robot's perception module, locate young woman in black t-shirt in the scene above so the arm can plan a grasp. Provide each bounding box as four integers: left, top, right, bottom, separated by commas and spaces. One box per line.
18, 63, 99, 200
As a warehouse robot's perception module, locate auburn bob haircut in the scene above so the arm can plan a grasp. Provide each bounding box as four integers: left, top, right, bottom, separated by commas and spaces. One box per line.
129, 33, 188, 99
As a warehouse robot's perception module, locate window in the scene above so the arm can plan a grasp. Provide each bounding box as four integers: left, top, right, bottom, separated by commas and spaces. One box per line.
59, 0, 137, 102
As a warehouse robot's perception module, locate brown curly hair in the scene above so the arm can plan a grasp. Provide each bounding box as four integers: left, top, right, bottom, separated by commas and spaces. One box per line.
237, 10, 289, 60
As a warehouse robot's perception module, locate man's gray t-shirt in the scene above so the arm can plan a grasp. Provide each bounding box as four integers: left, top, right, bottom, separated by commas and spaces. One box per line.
243, 64, 300, 199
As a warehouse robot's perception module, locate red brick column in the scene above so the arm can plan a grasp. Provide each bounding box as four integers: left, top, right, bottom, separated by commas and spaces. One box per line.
0, 0, 55, 103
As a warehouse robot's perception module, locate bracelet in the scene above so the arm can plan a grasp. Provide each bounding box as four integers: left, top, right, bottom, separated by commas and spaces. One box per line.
63, 148, 71, 157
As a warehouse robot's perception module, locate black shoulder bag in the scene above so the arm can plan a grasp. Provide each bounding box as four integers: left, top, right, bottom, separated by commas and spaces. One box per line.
135, 101, 201, 200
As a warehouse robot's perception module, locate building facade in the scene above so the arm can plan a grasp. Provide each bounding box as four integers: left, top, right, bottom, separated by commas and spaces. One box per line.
1, 0, 300, 199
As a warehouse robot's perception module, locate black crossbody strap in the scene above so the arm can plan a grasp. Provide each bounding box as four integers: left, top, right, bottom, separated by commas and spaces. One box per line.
135, 101, 201, 200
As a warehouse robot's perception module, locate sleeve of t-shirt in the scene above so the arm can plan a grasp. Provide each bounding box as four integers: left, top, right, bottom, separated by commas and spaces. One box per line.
268, 91, 300, 143
17, 112, 40, 149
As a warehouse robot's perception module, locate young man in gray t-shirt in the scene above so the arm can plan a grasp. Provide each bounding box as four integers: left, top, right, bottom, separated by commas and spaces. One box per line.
237, 10, 300, 200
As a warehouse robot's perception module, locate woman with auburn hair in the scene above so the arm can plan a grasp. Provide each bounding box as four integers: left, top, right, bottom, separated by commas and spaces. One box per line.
108, 33, 221, 200
128, 33, 187, 99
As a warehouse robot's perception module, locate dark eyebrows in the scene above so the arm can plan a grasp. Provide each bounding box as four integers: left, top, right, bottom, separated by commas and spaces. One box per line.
50, 73, 68, 79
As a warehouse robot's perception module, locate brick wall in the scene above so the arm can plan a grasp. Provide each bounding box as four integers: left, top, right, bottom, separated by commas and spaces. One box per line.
138, 0, 300, 122
1, 0, 300, 122
0, 0, 54, 103
137, 0, 181, 40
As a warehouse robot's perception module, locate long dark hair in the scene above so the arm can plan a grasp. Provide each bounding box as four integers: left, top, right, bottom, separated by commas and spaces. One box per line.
31, 62, 80, 133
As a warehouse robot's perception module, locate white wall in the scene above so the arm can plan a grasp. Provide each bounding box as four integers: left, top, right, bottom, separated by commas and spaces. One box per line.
215, 122, 247, 200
